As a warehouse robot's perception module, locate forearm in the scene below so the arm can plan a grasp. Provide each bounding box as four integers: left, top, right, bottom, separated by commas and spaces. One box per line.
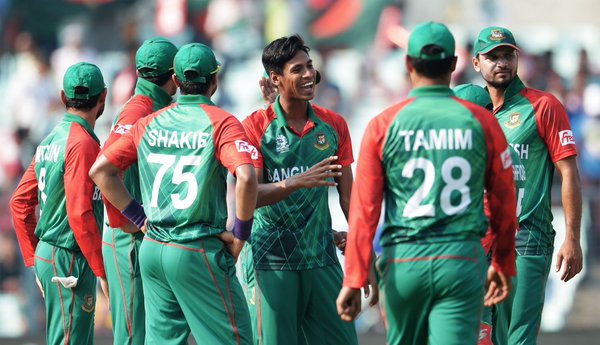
95, 174, 134, 210
256, 179, 298, 207
561, 173, 582, 242
235, 165, 258, 220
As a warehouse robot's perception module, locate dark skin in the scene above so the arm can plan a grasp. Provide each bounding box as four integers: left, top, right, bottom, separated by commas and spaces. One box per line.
262, 51, 378, 304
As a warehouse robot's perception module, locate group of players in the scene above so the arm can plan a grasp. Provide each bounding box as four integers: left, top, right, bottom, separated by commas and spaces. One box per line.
9, 20, 582, 345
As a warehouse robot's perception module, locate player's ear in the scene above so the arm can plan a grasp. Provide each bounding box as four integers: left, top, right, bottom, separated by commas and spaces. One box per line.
450, 56, 458, 73
59, 90, 67, 106
172, 74, 181, 88
98, 88, 108, 104
472, 56, 481, 72
270, 71, 281, 87
405, 56, 414, 73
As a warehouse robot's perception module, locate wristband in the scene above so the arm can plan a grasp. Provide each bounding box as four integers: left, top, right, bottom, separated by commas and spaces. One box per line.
121, 200, 146, 229
232, 217, 253, 241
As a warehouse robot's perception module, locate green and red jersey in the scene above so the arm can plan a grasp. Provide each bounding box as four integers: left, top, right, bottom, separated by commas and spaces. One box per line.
343, 86, 517, 288
242, 96, 353, 270
493, 76, 577, 255
10, 113, 105, 277
103, 94, 253, 242
102, 78, 173, 228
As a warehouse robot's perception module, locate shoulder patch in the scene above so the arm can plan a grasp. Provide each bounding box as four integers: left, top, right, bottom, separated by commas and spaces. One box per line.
558, 130, 575, 146
235, 140, 258, 159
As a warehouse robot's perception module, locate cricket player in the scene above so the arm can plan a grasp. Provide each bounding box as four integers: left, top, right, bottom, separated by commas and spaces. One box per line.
337, 22, 517, 345
90, 43, 257, 345
10, 62, 108, 345
471, 26, 583, 345
240, 34, 365, 345
100, 37, 178, 345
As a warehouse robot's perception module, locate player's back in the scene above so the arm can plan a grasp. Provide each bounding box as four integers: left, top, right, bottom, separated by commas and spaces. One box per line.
34, 114, 103, 249
377, 87, 490, 246
134, 97, 231, 243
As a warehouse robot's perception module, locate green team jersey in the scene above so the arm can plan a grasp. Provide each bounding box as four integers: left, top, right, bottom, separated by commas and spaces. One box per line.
343, 86, 517, 287
10, 113, 106, 277
493, 77, 577, 255
242, 97, 354, 270
103, 95, 254, 243
102, 79, 173, 228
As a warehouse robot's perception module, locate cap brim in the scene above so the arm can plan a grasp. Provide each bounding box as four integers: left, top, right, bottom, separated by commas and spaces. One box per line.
478, 43, 520, 55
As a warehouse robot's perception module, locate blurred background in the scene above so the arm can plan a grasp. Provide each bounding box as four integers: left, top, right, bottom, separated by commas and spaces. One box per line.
0, 0, 599, 344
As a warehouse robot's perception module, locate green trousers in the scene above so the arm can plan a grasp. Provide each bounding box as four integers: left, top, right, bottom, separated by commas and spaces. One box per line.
492, 254, 552, 345
377, 240, 486, 345
102, 226, 145, 345
139, 236, 252, 345
34, 240, 97, 345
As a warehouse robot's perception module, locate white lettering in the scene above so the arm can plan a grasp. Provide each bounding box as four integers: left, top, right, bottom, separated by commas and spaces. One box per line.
146, 130, 210, 149
397, 129, 472, 152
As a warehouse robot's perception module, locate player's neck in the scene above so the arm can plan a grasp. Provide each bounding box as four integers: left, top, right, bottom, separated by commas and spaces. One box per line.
410, 74, 451, 89
67, 109, 97, 129
278, 96, 309, 121
487, 86, 506, 110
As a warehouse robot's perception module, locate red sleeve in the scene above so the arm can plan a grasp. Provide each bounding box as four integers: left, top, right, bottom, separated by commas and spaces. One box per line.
463, 100, 517, 276
343, 103, 405, 288
101, 96, 153, 228
203, 105, 254, 175
241, 110, 268, 169
527, 90, 577, 163
314, 106, 353, 167
103, 116, 149, 171
64, 125, 105, 278
9, 158, 39, 267
480, 191, 493, 255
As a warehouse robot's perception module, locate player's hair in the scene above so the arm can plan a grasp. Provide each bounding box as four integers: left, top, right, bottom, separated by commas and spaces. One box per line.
262, 34, 310, 75
408, 45, 455, 79
177, 71, 214, 95
64, 86, 102, 110
138, 69, 173, 87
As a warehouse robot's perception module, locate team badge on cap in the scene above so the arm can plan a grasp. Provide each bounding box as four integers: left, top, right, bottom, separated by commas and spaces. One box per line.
504, 112, 521, 128
314, 133, 330, 151
489, 29, 506, 41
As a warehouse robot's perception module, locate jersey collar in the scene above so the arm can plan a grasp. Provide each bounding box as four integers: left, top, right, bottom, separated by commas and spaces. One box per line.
176, 94, 216, 106
63, 113, 100, 144
408, 85, 454, 98
134, 78, 173, 109
501, 75, 525, 101
272, 95, 321, 135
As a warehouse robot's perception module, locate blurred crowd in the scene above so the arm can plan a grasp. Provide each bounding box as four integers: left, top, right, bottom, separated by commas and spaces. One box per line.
0, 0, 599, 338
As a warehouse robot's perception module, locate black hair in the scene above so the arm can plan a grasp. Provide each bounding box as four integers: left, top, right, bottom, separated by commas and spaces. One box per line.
407, 45, 455, 79
178, 71, 213, 95
138, 68, 173, 87
64, 86, 102, 110
262, 34, 310, 75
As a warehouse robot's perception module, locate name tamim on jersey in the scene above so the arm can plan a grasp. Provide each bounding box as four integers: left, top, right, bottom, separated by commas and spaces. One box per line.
397, 128, 472, 151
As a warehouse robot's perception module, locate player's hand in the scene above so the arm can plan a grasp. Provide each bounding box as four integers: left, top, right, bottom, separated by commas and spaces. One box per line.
259, 76, 278, 105
99, 276, 109, 301
555, 238, 583, 282
336, 287, 362, 322
483, 265, 511, 307
288, 156, 342, 190
332, 229, 347, 254
140, 218, 148, 234
363, 266, 379, 307
121, 221, 141, 234
35, 274, 44, 299
216, 231, 245, 262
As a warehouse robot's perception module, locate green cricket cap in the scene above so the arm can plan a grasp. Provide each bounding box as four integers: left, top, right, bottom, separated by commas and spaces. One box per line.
407, 21, 455, 60
473, 26, 519, 57
63, 62, 105, 100
453, 83, 491, 108
174, 43, 221, 83
135, 37, 178, 77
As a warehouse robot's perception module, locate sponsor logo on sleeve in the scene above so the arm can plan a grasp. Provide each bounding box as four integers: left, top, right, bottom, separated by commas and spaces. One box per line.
559, 130, 575, 146
501, 148, 512, 169
235, 140, 258, 159
113, 124, 133, 135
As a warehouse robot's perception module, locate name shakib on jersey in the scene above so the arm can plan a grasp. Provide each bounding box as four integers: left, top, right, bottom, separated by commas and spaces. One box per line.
267, 166, 310, 182
509, 143, 529, 160
35, 144, 60, 163
146, 129, 210, 149
397, 129, 472, 151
